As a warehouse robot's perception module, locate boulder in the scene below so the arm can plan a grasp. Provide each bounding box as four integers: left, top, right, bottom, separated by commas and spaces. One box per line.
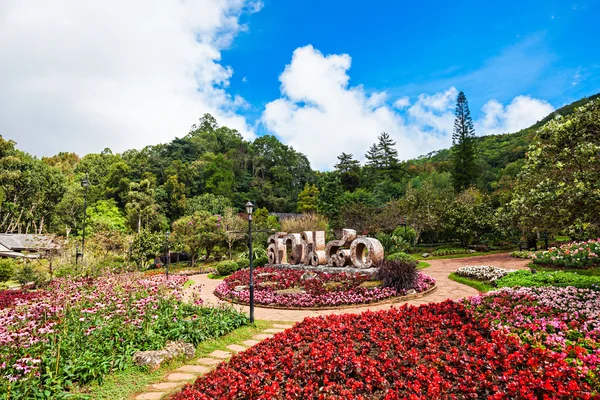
133, 341, 195, 371
234, 285, 249, 292
422, 253, 430, 258
300, 271, 318, 281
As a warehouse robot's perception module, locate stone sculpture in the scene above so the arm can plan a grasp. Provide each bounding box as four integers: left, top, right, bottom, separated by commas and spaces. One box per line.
267, 229, 384, 269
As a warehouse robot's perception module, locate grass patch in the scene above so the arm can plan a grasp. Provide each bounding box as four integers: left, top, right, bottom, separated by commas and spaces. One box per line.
80, 320, 292, 400
183, 279, 194, 289
448, 272, 495, 293
530, 265, 600, 276
417, 261, 430, 270
207, 273, 226, 279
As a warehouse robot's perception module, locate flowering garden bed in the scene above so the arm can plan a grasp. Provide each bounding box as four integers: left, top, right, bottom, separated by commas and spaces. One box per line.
174, 296, 597, 399
531, 239, 600, 268
0, 273, 248, 399
214, 267, 436, 309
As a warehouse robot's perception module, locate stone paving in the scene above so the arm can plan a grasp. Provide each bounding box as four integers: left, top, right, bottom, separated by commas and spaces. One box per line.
133, 252, 529, 399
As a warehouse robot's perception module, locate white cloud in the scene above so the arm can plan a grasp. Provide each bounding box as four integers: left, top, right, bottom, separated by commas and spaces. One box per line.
0, 0, 260, 156
393, 96, 410, 108
262, 45, 555, 170
477, 95, 554, 135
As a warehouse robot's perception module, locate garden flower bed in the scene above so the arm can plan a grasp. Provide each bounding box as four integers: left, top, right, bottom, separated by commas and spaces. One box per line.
455, 265, 515, 282
214, 267, 436, 308
173, 299, 595, 399
465, 286, 600, 368
0, 273, 248, 398
531, 239, 600, 268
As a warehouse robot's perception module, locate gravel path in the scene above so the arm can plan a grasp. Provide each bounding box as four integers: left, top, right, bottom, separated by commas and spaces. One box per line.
184, 252, 530, 322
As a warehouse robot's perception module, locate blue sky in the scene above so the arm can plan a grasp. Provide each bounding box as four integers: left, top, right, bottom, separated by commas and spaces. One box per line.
225, 0, 599, 125
0, 0, 598, 169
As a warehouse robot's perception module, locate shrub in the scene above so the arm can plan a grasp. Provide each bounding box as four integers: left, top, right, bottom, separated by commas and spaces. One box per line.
253, 256, 268, 267
375, 233, 410, 254
0, 258, 16, 283
386, 252, 416, 263
392, 226, 417, 245
510, 250, 532, 259
375, 259, 417, 291
216, 260, 240, 276
530, 239, 600, 268
495, 270, 600, 290
13, 264, 49, 288
237, 258, 250, 269
431, 248, 470, 256
280, 213, 329, 233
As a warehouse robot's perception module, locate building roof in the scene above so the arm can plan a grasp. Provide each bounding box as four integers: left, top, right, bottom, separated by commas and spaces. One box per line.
0, 234, 56, 251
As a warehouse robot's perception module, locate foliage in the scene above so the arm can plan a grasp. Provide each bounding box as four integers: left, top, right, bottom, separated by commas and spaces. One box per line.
448, 273, 495, 293
173, 300, 593, 399
375, 259, 418, 291
221, 207, 245, 260
507, 99, 600, 239
451, 91, 477, 192
0, 259, 16, 283
296, 183, 319, 214
431, 247, 470, 256
375, 232, 410, 254
442, 188, 493, 246
280, 213, 329, 233
12, 263, 49, 288
530, 239, 600, 268
216, 260, 240, 276
385, 252, 416, 263
216, 266, 435, 308
253, 256, 268, 267
334, 152, 361, 191
0, 273, 248, 398
495, 270, 600, 290
510, 250, 533, 258
185, 193, 232, 216
130, 229, 164, 269
171, 211, 226, 265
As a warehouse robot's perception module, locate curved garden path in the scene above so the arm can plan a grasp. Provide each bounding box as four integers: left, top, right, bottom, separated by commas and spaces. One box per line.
184, 252, 531, 322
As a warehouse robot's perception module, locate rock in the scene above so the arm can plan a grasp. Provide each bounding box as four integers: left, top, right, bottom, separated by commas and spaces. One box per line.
258, 281, 278, 288
257, 272, 274, 278
132, 341, 195, 371
422, 253, 430, 258
406, 289, 417, 295
468, 249, 476, 254
300, 271, 318, 281
234, 285, 249, 292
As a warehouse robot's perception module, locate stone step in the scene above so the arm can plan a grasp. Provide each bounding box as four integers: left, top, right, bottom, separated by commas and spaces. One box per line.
195, 357, 221, 366
177, 365, 210, 374
263, 328, 286, 333
148, 382, 181, 390
226, 344, 247, 353
208, 350, 232, 359
253, 333, 274, 340
136, 392, 165, 400
273, 324, 294, 329
166, 372, 197, 381
242, 339, 260, 347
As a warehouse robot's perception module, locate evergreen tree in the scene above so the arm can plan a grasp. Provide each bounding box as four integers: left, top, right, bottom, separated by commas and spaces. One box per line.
377, 132, 399, 169
451, 91, 477, 192
297, 183, 319, 213
334, 153, 361, 191
365, 143, 381, 169
365, 132, 401, 182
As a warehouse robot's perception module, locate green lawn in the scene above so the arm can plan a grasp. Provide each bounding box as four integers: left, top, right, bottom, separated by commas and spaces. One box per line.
417, 261, 431, 270
413, 249, 511, 261
530, 265, 600, 276
448, 272, 495, 293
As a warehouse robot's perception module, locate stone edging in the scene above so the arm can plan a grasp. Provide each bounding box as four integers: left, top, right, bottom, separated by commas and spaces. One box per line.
214, 284, 438, 311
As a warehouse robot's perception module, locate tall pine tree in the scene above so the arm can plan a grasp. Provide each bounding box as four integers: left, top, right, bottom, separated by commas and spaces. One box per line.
334, 152, 361, 191
365, 132, 401, 183
451, 91, 477, 192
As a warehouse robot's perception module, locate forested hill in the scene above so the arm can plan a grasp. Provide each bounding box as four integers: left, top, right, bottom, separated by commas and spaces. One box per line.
408, 92, 600, 192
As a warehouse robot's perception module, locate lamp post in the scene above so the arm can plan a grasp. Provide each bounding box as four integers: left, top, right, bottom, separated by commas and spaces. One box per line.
245, 201, 255, 323
81, 173, 90, 261
75, 244, 81, 265
165, 230, 170, 279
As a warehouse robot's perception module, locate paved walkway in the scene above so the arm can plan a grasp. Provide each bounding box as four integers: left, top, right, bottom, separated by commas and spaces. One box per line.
185, 252, 530, 322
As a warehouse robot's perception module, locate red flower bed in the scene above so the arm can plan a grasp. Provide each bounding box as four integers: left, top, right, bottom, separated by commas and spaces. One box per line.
173, 300, 593, 399
0, 289, 41, 310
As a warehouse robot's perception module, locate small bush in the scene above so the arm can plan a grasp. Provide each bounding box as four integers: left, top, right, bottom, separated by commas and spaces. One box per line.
280, 213, 329, 233
386, 252, 416, 263
375, 233, 410, 254
510, 251, 532, 259
13, 264, 49, 288
455, 265, 515, 283
431, 248, 470, 256
253, 256, 268, 267
216, 260, 240, 276
392, 226, 417, 245
237, 258, 250, 269
495, 270, 600, 290
0, 258, 16, 283
375, 259, 417, 291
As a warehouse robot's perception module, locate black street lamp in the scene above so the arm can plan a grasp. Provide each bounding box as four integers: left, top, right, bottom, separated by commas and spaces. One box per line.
165, 230, 170, 279
75, 244, 81, 265
80, 173, 90, 262
245, 201, 255, 323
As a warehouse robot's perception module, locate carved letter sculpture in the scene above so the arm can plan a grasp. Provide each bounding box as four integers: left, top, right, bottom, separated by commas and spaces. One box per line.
267, 229, 384, 269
